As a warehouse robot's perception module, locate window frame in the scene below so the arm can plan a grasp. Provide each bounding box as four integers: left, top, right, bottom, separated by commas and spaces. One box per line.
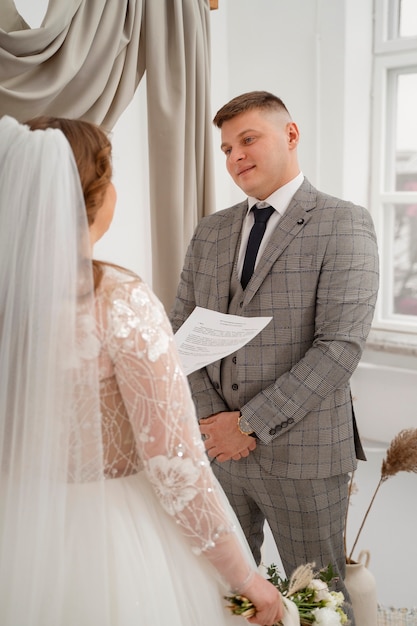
370, 1, 417, 335
375, 0, 417, 53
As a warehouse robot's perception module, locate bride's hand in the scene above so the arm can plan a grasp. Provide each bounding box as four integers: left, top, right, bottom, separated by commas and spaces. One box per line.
240, 572, 283, 625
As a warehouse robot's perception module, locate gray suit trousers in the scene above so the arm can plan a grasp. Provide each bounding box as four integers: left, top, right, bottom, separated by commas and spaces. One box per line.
212, 457, 355, 625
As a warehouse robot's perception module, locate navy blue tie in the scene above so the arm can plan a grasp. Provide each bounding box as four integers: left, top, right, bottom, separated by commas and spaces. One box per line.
241, 205, 274, 290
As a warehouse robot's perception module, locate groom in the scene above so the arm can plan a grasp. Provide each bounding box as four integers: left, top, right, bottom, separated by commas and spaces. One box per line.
170, 90, 379, 625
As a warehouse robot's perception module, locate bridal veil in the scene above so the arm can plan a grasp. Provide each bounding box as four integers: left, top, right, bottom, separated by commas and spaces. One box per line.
0, 115, 108, 624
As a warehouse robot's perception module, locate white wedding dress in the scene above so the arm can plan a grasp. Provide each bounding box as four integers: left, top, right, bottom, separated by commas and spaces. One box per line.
54, 266, 256, 625
0, 263, 299, 626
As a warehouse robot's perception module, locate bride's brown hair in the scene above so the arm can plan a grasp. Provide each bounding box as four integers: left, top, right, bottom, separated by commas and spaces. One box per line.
25, 116, 112, 289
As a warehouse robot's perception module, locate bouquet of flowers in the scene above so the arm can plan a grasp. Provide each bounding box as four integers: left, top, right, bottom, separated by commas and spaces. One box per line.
225, 562, 350, 626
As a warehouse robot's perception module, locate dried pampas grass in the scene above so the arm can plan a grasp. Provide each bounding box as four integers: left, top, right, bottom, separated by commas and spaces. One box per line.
381, 428, 417, 480
287, 562, 315, 596
346, 428, 417, 562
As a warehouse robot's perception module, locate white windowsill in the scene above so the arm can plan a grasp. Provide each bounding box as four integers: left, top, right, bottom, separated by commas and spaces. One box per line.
366, 328, 417, 357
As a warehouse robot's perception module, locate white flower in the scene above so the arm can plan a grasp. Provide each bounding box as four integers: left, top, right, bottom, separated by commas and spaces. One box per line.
308, 579, 333, 603
312, 606, 342, 625
327, 591, 345, 609
146, 455, 200, 515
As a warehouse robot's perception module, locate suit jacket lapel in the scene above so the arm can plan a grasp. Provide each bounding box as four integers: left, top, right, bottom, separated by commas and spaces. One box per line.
215, 201, 247, 311
243, 178, 317, 305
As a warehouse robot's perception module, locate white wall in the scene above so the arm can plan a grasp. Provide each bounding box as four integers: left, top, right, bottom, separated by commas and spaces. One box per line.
209, 0, 373, 210
94, 85, 153, 285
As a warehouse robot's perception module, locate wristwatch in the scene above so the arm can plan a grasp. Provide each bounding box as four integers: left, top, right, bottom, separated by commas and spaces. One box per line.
237, 413, 254, 436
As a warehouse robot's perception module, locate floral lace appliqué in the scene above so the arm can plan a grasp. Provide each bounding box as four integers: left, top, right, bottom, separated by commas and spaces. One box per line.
112, 299, 141, 338
112, 285, 169, 362
146, 455, 200, 516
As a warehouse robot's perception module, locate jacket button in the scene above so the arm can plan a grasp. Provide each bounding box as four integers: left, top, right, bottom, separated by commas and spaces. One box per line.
232, 356, 237, 364
214, 382, 220, 389
232, 383, 238, 390
269, 427, 276, 435
297, 218, 304, 225
287, 417, 295, 425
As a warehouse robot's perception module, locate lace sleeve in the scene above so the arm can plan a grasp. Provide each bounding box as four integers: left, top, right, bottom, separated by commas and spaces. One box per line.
107, 279, 255, 592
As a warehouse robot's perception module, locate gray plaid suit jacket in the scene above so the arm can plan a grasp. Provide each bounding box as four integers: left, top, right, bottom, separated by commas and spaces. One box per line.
170, 178, 379, 480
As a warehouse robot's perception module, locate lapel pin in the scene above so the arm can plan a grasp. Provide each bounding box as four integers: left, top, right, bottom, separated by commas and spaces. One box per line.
297, 218, 304, 225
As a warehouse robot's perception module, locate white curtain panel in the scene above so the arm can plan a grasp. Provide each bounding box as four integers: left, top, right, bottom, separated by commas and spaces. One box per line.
0, 0, 215, 309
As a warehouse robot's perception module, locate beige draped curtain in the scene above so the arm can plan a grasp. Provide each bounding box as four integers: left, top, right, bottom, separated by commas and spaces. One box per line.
0, 0, 215, 309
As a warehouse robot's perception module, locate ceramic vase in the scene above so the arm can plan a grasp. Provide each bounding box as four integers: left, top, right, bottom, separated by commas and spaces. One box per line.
345, 550, 378, 626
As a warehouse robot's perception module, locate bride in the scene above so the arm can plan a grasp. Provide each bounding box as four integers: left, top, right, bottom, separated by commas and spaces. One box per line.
0, 115, 299, 625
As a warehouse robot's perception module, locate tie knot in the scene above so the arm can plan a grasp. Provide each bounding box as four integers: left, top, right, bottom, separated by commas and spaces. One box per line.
252, 204, 274, 223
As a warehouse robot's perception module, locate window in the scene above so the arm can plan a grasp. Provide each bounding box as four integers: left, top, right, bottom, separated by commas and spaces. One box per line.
398, 0, 417, 38
371, 0, 417, 333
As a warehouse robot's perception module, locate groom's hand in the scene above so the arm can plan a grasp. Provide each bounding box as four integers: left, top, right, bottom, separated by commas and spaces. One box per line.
199, 411, 256, 462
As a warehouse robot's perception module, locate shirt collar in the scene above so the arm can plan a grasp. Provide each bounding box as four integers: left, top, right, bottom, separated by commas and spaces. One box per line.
247, 171, 304, 216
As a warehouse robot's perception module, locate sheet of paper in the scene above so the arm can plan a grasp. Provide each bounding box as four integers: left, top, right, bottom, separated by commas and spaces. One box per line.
174, 306, 272, 375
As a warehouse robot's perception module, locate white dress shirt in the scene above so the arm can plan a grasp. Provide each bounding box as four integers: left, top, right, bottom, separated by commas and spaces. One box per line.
237, 172, 304, 279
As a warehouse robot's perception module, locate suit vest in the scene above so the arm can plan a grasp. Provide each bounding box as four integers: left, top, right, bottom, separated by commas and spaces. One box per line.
220, 257, 244, 411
